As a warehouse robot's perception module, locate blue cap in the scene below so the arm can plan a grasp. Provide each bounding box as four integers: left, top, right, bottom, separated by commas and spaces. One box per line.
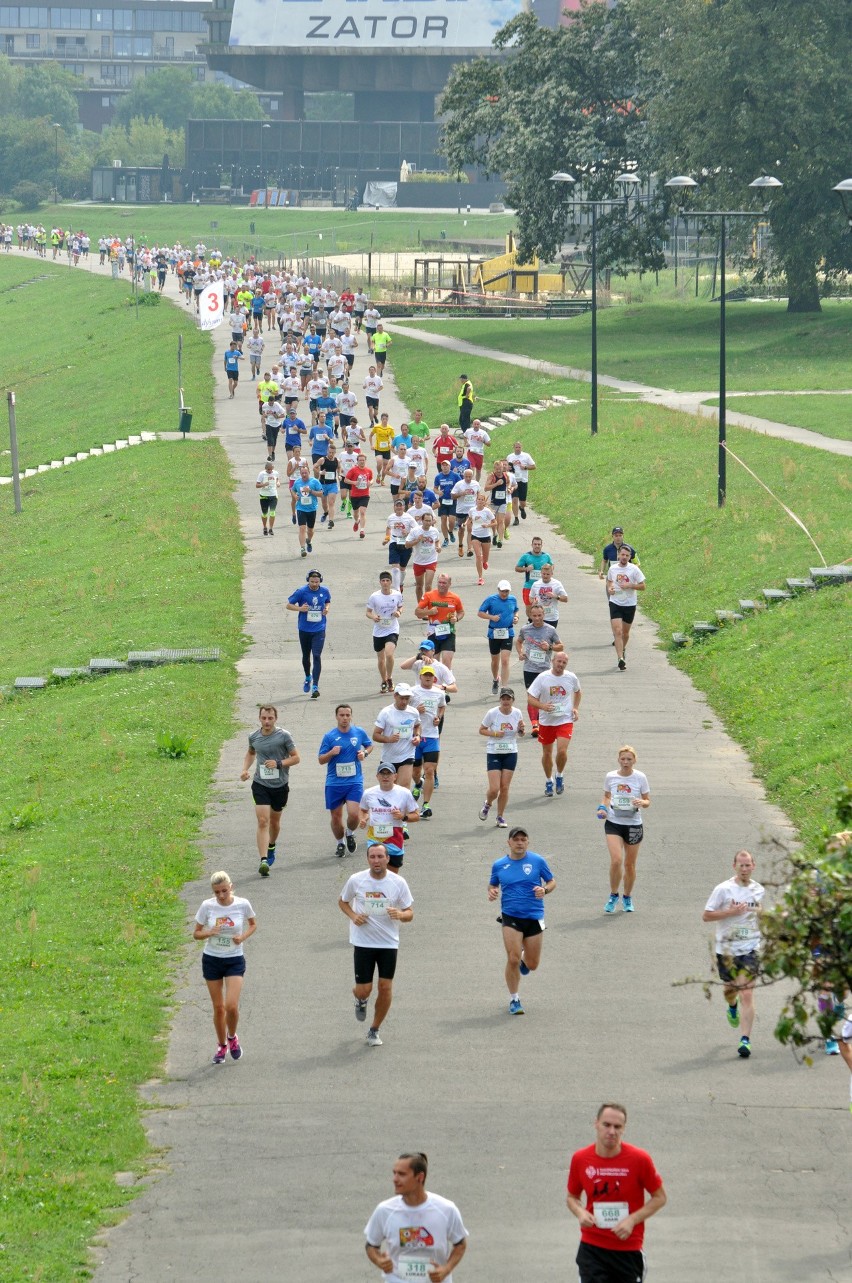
419, 639, 435, 651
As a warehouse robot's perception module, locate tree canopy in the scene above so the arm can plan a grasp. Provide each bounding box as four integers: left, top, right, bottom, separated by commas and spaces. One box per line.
441, 0, 852, 311
114, 68, 264, 132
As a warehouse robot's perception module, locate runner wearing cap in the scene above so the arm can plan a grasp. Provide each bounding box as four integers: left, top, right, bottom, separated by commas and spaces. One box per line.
478, 580, 520, 696
487, 827, 555, 1015
338, 842, 413, 1048
399, 639, 458, 694
526, 652, 581, 797
598, 526, 638, 579
358, 762, 420, 871
479, 688, 526, 828
409, 668, 446, 820
366, 571, 404, 693
318, 704, 373, 858
372, 685, 422, 791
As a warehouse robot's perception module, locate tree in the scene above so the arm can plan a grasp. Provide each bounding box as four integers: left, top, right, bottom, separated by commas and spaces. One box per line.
440, 6, 667, 271
114, 68, 197, 131
635, 0, 852, 312
191, 83, 264, 121
95, 117, 185, 169
13, 63, 80, 129
0, 53, 17, 116
758, 787, 852, 1054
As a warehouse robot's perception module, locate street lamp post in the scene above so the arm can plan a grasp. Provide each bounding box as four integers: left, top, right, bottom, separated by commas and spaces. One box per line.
52, 122, 61, 204
261, 122, 271, 207
550, 170, 643, 436
666, 174, 783, 508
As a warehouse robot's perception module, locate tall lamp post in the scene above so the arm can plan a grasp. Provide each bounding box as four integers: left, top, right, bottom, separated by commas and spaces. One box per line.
666, 174, 783, 508
261, 122, 271, 207
550, 170, 644, 437
52, 122, 61, 204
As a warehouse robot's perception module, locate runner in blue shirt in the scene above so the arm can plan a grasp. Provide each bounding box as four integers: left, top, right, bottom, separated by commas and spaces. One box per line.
488, 826, 555, 1015
292, 461, 324, 557
449, 447, 473, 481
315, 391, 338, 436
283, 410, 307, 456
223, 343, 243, 398
318, 704, 374, 858
478, 580, 520, 695
286, 568, 331, 697
310, 420, 333, 463
304, 328, 322, 361
434, 461, 458, 547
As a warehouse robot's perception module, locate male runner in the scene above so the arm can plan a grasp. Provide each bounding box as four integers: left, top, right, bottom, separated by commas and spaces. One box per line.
239, 705, 300, 876
319, 704, 373, 858
488, 827, 555, 1015
339, 844, 413, 1048
702, 850, 765, 1059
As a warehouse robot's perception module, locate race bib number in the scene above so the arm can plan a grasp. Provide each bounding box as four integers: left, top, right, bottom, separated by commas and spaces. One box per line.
378, 615, 395, 628
372, 821, 393, 839
593, 1202, 629, 1230
613, 794, 635, 811
306, 609, 323, 623
493, 738, 516, 752
362, 894, 389, 915
730, 925, 752, 940
211, 929, 236, 952
335, 761, 356, 778
492, 627, 509, 640
493, 489, 506, 502
434, 622, 451, 637
323, 471, 336, 482
529, 567, 542, 581
396, 723, 412, 740
552, 701, 572, 720
258, 764, 280, 781
422, 698, 438, 717
528, 645, 546, 666
397, 1258, 430, 1281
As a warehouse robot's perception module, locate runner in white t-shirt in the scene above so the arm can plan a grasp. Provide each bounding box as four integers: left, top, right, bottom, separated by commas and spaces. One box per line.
528, 564, 568, 624
255, 460, 280, 537
406, 510, 441, 599
464, 420, 491, 479
364, 1152, 468, 1280
193, 870, 256, 1065
702, 848, 765, 1059
338, 843, 413, 1047
597, 744, 651, 916
367, 571, 405, 693
606, 544, 646, 670
479, 687, 526, 828
450, 470, 479, 560
526, 652, 581, 798
508, 441, 537, 524
372, 686, 422, 790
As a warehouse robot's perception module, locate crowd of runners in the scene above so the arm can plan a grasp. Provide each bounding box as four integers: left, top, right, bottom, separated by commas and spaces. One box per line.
17, 235, 846, 1279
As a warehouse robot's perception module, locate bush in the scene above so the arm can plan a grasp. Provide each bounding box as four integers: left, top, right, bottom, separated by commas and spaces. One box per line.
406, 171, 469, 184
155, 729, 195, 758
11, 180, 50, 209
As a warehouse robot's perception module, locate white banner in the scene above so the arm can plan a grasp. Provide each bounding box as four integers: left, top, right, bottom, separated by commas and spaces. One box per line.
228, 0, 522, 50
198, 281, 225, 331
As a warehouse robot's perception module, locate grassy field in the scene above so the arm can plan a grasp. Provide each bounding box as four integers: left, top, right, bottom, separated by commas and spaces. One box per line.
0, 257, 212, 469
392, 333, 852, 845
0, 271, 243, 1280
6, 204, 514, 263
400, 300, 852, 393
702, 393, 852, 440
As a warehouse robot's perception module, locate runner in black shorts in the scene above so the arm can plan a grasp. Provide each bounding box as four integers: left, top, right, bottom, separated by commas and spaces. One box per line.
487, 827, 555, 1016
240, 705, 300, 876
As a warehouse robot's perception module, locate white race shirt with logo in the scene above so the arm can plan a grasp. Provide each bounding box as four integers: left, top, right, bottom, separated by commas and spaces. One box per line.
604, 769, 649, 826
340, 868, 413, 948
481, 706, 523, 754
526, 670, 581, 726
368, 589, 403, 638
607, 563, 646, 607
195, 895, 255, 958
704, 876, 765, 954
364, 1193, 469, 1283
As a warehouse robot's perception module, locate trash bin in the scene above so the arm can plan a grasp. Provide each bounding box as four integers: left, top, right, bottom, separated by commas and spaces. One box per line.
179, 407, 193, 434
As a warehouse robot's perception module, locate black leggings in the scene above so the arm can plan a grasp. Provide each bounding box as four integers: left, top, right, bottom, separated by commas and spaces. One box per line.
299, 630, 325, 683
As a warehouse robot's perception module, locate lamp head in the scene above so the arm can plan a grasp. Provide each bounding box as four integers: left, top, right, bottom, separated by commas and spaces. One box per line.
832, 178, 852, 228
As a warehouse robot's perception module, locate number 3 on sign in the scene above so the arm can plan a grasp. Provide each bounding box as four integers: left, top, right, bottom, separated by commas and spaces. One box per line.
207, 291, 220, 313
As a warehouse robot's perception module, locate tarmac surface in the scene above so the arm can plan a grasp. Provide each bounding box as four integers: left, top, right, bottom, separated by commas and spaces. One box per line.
55, 266, 851, 1282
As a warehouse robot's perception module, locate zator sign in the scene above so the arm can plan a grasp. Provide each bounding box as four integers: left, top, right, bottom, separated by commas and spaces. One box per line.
228, 0, 522, 50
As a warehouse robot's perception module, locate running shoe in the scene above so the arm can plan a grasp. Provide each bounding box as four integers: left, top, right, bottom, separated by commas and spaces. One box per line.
520, 509, 527, 520
258, 858, 270, 877
366, 1028, 383, 1047
412, 784, 421, 800
353, 520, 359, 532
228, 1034, 242, 1060
306, 541, 312, 553
449, 533, 456, 543
268, 528, 274, 537
503, 531, 510, 542
618, 658, 627, 671
494, 541, 502, 549
303, 676, 311, 693
467, 550, 474, 558
622, 895, 634, 912
433, 772, 440, 787
496, 815, 508, 828
311, 686, 320, 699
420, 805, 432, 819
545, 780, 554, 798
346, 833, 357, 853
320, 513, 328, 523
442, 538, 449, 548
479, 802, 491, 821
604, 893, 619, 914
492, 680, 500, 695
301, 548, 307, 557
328, 520, 334, 529
555, 775, 564, 795
292, 515, 297, 525
265, 847, 276, 868
336, 841, 346, 858
458, 547, 464, 558
737, 1037, 752, 1058
513, 517, 520, 527
825, 1039, 840, 1055
519, 960, 530, 976
355, 998, 368, 1022
262, 528, 268, 537
477, 577, 484, 586
212, 1044, 228, 1064
483, 561, 489, 570
508, 998, 525, 1016
359, 531, 365, 539
726, 1003, 740, 1029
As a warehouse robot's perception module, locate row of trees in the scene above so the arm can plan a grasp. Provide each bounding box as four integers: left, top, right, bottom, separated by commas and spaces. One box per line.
441, 0, 852, 312
0, 59, 263, 203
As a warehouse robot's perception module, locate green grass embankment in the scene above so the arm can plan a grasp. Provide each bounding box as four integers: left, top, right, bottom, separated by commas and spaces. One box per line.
0, 268, 243, 1281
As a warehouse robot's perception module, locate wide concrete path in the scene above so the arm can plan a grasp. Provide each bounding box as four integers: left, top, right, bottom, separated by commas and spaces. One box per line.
67, 264, 851, 1282
386, 322, 852, 457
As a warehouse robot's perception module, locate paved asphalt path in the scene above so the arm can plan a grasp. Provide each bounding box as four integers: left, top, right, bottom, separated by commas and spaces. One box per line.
80, 269, 850, 1282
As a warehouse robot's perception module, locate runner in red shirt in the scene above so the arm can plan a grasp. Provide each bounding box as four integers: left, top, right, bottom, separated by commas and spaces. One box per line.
345, 452, 373, 538
566, 1102, 666, 1282
432, 424, 458, 467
